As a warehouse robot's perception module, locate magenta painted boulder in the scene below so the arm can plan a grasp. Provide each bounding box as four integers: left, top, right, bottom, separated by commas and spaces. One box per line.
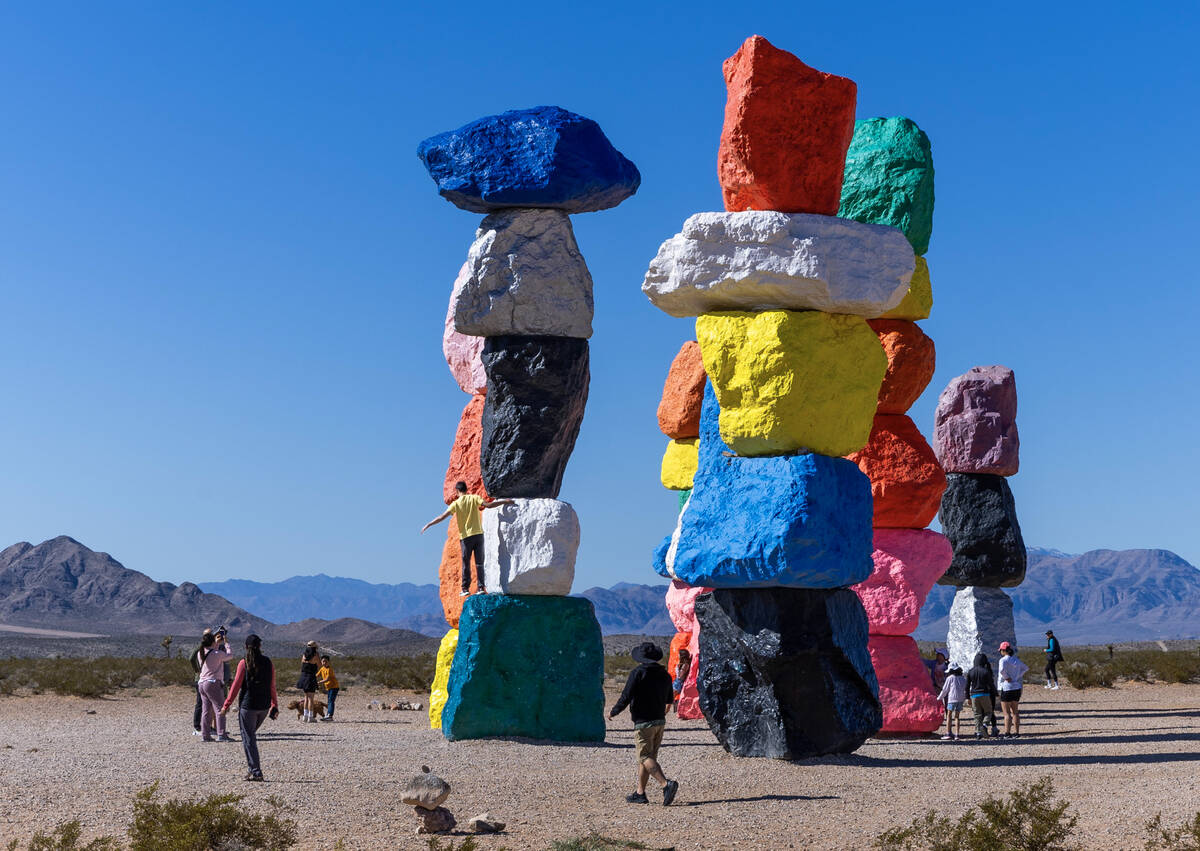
443, 261, 487, 395
933, 365, 1018, 476
665, 580, 709, 720
676, 628, 703, 720
853, 529, 952, 635
868, 635, 944, 733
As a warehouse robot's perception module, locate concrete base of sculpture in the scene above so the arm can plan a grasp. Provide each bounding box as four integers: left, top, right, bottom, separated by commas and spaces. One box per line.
947, 586, 1017, 671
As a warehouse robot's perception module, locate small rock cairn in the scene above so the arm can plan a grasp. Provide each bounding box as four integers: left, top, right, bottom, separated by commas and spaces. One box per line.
642, 35, 937, 758
403, 766, 454, 835
932, 366, 1024, 670
417, 106, 640, 742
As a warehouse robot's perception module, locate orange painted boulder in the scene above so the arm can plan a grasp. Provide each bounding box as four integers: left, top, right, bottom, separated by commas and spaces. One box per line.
848, 414, 946, 529
868, 634, 944, 733
442, 395, 488, 504
657, 341, 706, 439
718, 35, 856, 215
869, 320, 936, 415
668, 631, 691, 680
438, 518, 481, 628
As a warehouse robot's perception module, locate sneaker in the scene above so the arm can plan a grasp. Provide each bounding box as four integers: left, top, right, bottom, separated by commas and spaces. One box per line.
1052, 683, 1061, 690
940, 734, 953, 740
663, 779, 679, 806
192, 729, 202, 737
319, 715, 332, 722
245, 773, 264, 782
201, 737, 214, 742
216, 735, 233, 742
459, 590, 470, 597
477, 587, 488, 595
625, 792, 648, 804
1044, 683, 1052, 689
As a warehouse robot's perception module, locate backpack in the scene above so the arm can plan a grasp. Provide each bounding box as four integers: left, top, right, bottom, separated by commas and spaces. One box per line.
189, 645, 204, 675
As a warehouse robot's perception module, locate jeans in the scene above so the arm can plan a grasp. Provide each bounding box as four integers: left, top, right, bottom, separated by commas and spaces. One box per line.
239, 706, 270, 778
460, 534, 484, 591
193, 682, 203, 730
198, 680, 227, 739
971, 695, 993, 736
325, 688, 339, 718
1045, 658, 1059, 682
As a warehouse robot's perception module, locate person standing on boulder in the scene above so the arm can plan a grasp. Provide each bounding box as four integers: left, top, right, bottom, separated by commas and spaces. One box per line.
420, 481, 514, 596
1044, 630, 1063, 690
609, 642, 679, 806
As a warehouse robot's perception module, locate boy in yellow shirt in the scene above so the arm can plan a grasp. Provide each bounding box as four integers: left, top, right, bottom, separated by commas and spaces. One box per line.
317, 655, 339, 721
420, 481, 514, 596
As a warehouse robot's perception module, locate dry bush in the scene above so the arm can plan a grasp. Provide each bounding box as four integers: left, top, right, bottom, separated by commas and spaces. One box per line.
1145, 813, 1200, 851
4, 820, 120, 850
125, 782, 297, 850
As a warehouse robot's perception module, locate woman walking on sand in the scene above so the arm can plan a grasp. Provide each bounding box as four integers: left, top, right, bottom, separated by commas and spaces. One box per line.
220, 634, 278, 781
296, 641, 321, 723
997, 641, 1030, 738
195, 628, 233, 742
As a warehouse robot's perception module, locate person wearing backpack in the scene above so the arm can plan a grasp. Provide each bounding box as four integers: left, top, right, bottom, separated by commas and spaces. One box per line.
220, 634, 279, 781
188, 630, 210, 737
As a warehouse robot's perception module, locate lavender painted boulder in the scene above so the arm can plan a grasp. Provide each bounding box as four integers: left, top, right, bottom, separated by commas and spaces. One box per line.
933, 366, 1019, 476
443, 262, 487, 395
853, 529, 952, 635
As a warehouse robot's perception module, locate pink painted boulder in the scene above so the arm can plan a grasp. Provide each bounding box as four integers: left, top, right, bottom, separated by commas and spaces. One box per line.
443, 261, 487, 395
676, 628, 703, 720
665, 580, 710, 720
868, 634, 944, 733
853, 529, 952, 635
933, 365, 1019, 476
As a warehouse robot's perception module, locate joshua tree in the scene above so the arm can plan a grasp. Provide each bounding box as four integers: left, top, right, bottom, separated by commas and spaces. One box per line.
161, 635, 173, 658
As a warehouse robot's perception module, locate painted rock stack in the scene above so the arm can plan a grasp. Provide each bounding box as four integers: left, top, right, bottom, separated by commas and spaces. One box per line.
644, 36, 922, 758
419, 106, 639, 741
839, 118, 952, 733
932, 366, 1024, 669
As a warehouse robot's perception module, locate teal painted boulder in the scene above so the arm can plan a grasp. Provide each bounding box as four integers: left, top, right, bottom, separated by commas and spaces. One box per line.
442, 594, 606, 742
838, 117, 934, 255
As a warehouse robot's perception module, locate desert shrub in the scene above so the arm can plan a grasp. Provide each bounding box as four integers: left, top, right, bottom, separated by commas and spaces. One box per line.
4, 820, 120, 850
1145, 813, 1200, 851
876, 777, 1078, 851
1060, 661, 1114, 689
424, 839, 480, 851
125, 782, 297, 851
550, 836, 648, 851
0, 657, 195, 697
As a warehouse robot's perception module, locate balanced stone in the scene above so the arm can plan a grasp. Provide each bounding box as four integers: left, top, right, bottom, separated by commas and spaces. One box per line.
880, 256, 932, 321
454, 209, 594, 339
852, 529, 953, 635
868, 635, 944, 733
938, 473, 1026, 587
403, 767, 451, 810
847, 414, 946, 529
870, 319, 936, 415
839, 117, 936, 255
417, 106, 640, 214
656, 341, 706, 439
696, 588, 881, 758
428, 629, 459, 729
933, 365, 1020, 476
643, 211, 915, 318
442, 394, 487, 504
697, 310, 886, 457
443, 261, 487, 395
718, 35, 856, 216
660, 438, 698, 490
480, 335, 589, 498
946, 586, 1017, 672
441, 594, 605, 742
482, 499, 579, 596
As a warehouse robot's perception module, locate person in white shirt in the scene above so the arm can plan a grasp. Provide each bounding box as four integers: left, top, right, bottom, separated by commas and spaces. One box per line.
996, 641, 1030, 738
936, 666, 966, 740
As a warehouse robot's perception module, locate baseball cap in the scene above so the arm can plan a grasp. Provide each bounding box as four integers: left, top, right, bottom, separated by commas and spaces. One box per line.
998, 641, 1013, 651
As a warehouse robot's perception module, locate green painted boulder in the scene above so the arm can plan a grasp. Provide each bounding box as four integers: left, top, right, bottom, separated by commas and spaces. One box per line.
838, 117, 934, 255
441, 594, 606, 742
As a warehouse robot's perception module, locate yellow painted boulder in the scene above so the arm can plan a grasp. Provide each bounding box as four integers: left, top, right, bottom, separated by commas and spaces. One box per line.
696, 310, 886, 457
879, 256, 932, 321
428, 628, 459, 729
660, 438, 699, 490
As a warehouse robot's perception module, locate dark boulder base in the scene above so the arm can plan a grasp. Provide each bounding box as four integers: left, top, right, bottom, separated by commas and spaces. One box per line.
937, 473, 1026, 587
695, 588, 881, 759
480, 335, 589, 498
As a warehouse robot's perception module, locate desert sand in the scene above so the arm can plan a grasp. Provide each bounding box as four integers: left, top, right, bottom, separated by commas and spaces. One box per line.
2, 682, 1198, 849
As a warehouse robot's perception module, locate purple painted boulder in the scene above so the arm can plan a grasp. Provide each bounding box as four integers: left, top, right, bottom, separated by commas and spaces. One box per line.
852, 529, 952, 635
443, 262, 487, 395
932, 366, 1019, 476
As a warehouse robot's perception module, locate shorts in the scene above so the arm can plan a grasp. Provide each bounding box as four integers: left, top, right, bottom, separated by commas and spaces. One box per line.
634, 722, 665, 762
947, 701, 963, 713
999, 688, 1023, 703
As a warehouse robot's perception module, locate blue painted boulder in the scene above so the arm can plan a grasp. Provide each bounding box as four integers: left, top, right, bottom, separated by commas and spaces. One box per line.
653, 384, 873, 588
417, 106, 641, 214
441, 594, 605, 742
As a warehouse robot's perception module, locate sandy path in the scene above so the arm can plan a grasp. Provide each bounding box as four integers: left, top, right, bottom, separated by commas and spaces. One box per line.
1, 682, 1198, 849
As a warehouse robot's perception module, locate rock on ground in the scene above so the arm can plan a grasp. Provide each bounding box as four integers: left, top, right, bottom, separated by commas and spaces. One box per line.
947, 586, 1017, 672
443, 261, 487, 395
657, 341, 706, 439
869, 634, 945, 733
403, 768, 451, 810
853, 529, 953, 635
482, 498, 579, 595
415, 805, 456, 834
933, 365, 1020, 476
847, 413, 947, 529
937, 473, 1026, 587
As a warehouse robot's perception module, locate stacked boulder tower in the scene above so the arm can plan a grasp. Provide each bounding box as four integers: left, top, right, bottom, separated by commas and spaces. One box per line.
643, 35, 953, 758
933, 366, 1024, 670
418, 107, 640, 741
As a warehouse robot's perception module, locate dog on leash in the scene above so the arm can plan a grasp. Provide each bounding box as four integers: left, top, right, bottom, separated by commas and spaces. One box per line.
286, 699, 326, 719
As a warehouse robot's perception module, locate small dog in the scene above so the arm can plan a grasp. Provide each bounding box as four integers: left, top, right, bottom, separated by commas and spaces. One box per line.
286, 699, 326, 719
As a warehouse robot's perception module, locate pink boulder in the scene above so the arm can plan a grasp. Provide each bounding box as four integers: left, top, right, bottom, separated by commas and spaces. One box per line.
853, 529, 952, 635
869, 635, 944, 734
443, 262, 487, 395
933, 365, 1019, 476
665, 580, 710, 721
676, 628, 703, 720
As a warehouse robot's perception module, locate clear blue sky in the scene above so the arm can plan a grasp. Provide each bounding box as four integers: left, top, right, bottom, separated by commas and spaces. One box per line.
2, 3, 1197, 588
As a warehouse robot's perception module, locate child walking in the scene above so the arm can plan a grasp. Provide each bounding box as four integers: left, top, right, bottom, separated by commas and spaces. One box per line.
317, 654, 339, 721
937, 666, 966, 740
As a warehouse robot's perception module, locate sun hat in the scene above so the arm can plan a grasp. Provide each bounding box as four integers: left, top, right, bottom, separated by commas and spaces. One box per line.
631, 642, 663, 664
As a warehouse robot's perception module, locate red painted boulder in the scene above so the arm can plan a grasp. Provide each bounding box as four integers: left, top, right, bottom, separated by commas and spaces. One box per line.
853, 529, 952, 635
933, 365, 1020, 476
869, 634, 944, 733
438, 518, 481, 628
442, 395, 489, 504
667, 631, 691, 682
869, 320, 936, 415
718, 35, 857, 215
657, 341, 706, 439
848, 414, 946, 529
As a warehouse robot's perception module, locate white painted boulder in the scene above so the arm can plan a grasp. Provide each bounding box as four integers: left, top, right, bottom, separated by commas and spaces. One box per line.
442, 261, 487, 395
454, 209, 594, 338
642, 211, 914, 318
482, 498, 579, 595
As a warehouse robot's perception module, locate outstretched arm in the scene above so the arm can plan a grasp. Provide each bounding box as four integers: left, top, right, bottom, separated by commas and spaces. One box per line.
421, 509, 452, 534
481, 498, 515, 509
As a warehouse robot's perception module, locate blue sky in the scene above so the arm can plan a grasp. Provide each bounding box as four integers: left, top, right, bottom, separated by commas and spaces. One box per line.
1, 3, 1197, 589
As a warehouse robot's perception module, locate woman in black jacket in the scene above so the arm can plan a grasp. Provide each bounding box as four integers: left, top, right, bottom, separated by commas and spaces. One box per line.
966, 653, 996, 739
220, 634, 278, 781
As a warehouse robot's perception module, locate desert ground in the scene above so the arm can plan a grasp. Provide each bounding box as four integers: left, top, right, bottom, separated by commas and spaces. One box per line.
2, 681, 1198, 850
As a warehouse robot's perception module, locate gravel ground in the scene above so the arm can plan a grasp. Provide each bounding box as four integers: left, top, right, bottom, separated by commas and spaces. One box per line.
1, 681, 1198, 849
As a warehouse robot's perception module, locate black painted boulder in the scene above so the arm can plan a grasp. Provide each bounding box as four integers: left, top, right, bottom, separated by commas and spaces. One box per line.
937, 473, 1026, 587
480, 335, 589, 498
695, 588, 881, 759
